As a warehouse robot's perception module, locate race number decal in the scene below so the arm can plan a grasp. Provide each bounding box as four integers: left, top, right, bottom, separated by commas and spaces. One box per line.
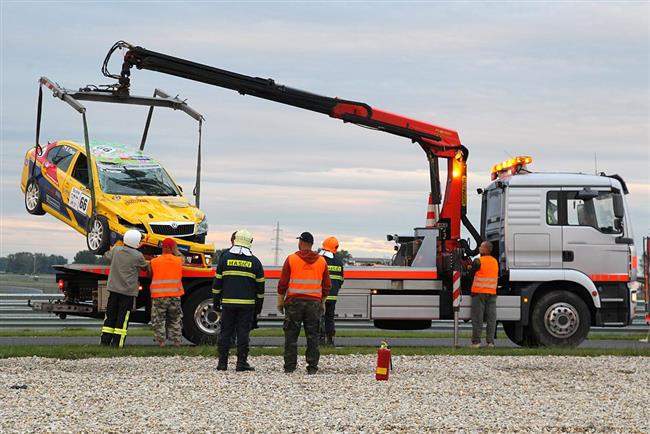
68, 187, 91, 216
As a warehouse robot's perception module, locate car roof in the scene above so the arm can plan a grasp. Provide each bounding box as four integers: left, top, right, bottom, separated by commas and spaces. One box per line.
52, 140, 160, 166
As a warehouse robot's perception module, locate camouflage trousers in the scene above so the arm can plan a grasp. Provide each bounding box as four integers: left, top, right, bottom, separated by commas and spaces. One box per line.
283, 299, 321, 371
151, 297, 183, 344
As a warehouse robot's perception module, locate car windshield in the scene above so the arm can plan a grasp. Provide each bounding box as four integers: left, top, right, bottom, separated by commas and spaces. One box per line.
97, 163, 180, 196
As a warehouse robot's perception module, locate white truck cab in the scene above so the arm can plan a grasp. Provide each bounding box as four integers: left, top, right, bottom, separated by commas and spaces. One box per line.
480, 158, 637, 346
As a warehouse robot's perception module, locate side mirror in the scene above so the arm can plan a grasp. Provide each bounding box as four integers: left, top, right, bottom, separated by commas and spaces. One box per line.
613, 194, 624, 218
476, 188, 484, 195
576, 188, 598, 201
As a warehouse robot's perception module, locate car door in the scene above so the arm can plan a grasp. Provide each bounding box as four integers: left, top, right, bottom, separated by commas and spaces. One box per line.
41, 145, 77, 218
61, 151, 93, 231
561, 188, 628, 279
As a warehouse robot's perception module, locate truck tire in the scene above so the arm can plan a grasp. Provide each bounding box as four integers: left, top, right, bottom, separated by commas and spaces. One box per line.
530, 290, 590, 347
25, 179, 45, 215
86, 215, 111, 255
182, 286, 220, 345
502, 323, 538, 347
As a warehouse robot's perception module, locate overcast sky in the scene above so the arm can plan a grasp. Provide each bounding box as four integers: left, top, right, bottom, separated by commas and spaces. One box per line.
1, 1, 648, 264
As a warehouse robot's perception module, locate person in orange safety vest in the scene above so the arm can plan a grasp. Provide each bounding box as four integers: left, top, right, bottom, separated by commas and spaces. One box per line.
468, 241, 499, 348
150, 238, 185, 347
277, 232, 331, 374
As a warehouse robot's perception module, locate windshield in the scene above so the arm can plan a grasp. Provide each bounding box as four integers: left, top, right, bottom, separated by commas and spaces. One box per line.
97, 163, 180, 196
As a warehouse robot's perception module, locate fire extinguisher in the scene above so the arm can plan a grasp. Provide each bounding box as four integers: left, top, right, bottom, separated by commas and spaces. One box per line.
375, 340, 391, 381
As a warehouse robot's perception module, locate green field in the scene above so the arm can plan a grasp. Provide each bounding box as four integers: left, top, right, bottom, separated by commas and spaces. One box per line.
0, 328, 647, 341
1, 344, 649, 359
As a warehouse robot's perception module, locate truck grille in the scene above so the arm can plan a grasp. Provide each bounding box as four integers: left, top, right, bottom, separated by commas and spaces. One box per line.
149, 222, 195, 237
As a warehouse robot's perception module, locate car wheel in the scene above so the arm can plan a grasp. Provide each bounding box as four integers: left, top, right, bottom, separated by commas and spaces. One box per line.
25, 179, 45, 215
182, 285, 220, 345
86, 215, 111, 255
530, 290, 590, 347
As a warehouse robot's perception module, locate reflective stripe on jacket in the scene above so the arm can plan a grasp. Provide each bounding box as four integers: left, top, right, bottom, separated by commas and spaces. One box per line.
150, 254, 184, 298
323, 255, 344, 301
212, 251, 265, 306
471, 255, 499, 295
286, 254, 327, 301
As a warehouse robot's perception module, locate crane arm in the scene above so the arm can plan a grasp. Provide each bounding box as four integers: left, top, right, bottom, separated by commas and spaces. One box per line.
103, 41, 478, 255
107, 42, 464, 156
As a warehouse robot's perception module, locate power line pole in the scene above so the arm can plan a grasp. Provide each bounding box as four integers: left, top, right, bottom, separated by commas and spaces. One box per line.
271, 222, 283, 266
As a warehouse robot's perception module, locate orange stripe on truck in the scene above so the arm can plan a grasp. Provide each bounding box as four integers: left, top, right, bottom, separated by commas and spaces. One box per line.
263, 269, 437, 280
590, 274, 628, 282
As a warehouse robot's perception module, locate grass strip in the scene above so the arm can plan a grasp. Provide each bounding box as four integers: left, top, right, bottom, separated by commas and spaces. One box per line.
1, 345, 649, 359
0, 328, 647, 341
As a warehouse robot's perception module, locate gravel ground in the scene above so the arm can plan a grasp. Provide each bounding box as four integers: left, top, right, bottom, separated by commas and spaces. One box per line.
1, 355, 648, 433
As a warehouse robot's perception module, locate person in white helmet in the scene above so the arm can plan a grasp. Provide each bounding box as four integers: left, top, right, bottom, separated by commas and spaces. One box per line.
100, 230, 149, 347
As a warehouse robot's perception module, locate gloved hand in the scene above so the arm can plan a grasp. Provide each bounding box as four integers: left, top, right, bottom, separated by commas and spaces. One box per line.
320, 301, 326, 315
251, 317, 259, 330
277, 294, 285, 314
213, 298, 221, 312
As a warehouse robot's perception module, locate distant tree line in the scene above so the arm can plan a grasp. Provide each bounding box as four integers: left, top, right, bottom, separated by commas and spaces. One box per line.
0, 252, 68, 274
0, 250, 110, 274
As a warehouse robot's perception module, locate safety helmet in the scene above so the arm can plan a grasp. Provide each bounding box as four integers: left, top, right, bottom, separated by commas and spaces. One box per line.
322, 236, 339, 253
233, 229, 253, 249
123, 229, 142, 249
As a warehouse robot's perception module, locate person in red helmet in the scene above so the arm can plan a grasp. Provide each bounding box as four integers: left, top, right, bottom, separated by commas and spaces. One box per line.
150, 238, 185, 347
319, 236, 344, 346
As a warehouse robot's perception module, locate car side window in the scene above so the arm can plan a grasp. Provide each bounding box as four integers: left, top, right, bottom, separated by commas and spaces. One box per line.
71, 153, 89, 186
47, 146, 76, 172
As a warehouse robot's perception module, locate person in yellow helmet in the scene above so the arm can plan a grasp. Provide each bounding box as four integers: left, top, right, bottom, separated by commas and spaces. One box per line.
319, 236, 344, 346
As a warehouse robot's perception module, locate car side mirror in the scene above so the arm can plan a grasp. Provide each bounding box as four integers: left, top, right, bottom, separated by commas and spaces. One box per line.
576, 188, 598, 201
613, 194, 624, 218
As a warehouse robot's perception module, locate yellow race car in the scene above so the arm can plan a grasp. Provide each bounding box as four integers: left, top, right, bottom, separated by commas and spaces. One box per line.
21, 140, 214, 266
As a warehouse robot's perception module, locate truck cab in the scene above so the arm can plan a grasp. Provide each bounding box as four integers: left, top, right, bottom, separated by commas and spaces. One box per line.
480, 157, 637, 346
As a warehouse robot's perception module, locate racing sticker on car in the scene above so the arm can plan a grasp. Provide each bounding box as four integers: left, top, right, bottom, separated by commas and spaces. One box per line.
68, 187, 91, 216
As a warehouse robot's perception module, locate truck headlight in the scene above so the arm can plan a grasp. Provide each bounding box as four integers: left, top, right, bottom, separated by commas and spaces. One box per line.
197, 217, 208, 234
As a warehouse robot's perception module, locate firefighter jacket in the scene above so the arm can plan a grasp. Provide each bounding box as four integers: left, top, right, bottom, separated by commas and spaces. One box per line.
470, 255, 499, 295
278, 250, 331, 303
321, 252, 344, 301
212, 250, 265, 312
150, 253, 184, 298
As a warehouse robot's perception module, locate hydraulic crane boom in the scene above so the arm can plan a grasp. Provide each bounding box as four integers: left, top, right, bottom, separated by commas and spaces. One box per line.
103, 41, 481, 260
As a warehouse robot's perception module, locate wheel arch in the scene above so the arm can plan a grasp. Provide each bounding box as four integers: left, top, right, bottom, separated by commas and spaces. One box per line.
529, 281, 597, 326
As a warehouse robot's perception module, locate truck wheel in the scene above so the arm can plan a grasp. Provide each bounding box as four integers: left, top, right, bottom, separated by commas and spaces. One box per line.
25, 179, 45, 215
86, 216, 111, 255
530, 290, 590, 347
182, 286, 220, 345
503, 323, 538, 347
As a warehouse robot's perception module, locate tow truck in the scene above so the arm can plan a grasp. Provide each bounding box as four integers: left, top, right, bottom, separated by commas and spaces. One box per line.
34, 41, 638, 346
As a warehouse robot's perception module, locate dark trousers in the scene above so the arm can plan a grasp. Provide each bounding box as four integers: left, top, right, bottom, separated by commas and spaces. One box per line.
320, 300, 337, 338
283, 298, 321, 371
101, 292, 134, 347
471, 293, 497, 344
218, 305, 254, 357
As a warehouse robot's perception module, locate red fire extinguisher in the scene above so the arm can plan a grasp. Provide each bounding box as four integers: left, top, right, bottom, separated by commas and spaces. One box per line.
375, 340, 391, 381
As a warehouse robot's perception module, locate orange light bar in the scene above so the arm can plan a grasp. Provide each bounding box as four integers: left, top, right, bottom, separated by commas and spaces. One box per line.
490, 156, 533, 179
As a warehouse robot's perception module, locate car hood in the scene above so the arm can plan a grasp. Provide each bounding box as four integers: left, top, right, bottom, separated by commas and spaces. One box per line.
105, 195, 204, 224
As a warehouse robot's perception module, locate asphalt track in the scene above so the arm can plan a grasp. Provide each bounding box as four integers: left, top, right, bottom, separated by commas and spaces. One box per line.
1, 335, 649, 349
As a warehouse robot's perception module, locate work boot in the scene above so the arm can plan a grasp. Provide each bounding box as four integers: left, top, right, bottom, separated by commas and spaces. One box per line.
216, 350, 228, 371
235, 351, 255, 372
307, 366, 318, 375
